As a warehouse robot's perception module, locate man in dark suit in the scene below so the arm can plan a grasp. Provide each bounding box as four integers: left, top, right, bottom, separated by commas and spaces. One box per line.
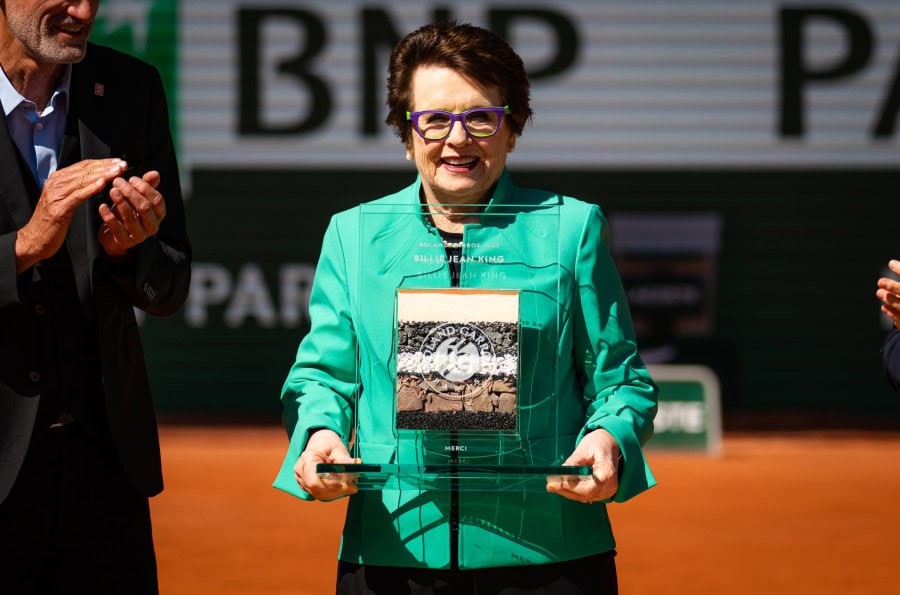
0, 1, 191, 592
877, 260, 900, 393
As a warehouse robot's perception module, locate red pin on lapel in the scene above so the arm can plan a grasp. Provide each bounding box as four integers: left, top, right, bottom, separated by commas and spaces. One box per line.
94, 82, 105, 96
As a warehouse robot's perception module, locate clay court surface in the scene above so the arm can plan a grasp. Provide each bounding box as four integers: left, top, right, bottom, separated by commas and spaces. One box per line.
150, 425, 900, 594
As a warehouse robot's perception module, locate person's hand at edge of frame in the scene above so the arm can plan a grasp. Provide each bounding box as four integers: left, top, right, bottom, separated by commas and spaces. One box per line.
546, 428, 620, 504
295, 428, 360, 501
876, 259, 900, 331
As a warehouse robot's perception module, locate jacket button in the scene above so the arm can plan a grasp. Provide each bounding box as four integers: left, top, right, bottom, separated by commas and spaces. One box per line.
34, 304, 46, 315
29, 371, 41, 383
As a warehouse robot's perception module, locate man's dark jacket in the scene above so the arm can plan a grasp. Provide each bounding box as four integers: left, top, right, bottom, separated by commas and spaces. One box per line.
883, 328, 900, 394
0, 44, 191, 503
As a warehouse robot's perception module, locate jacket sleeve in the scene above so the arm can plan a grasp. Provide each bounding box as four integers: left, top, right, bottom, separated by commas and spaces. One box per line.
273, 216, 359, 499
101, 63, 191, 317
882, 329, 900, 394
572, 205, 658, 502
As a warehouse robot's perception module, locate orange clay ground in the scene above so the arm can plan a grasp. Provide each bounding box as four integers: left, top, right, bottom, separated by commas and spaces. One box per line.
150, 425, 900, 595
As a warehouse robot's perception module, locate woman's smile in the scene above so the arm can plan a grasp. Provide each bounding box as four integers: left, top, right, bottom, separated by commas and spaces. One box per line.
440, 155, 480, 172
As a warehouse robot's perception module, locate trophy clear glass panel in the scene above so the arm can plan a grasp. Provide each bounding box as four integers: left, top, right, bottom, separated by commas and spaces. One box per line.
316, 201, 591, 490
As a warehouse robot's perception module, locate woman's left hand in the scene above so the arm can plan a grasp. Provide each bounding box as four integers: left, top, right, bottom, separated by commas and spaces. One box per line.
546, 428, 620, 504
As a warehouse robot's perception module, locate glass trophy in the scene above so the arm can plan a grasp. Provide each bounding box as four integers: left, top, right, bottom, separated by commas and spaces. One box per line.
316, 201, 592, 491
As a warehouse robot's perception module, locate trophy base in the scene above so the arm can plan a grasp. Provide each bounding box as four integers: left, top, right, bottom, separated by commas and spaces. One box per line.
316, 463, 592, 492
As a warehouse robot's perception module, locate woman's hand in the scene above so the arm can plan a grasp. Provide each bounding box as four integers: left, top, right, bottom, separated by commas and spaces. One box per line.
877, 260, 900, 330
547, 428, 620, 504
294, 429, 359, 501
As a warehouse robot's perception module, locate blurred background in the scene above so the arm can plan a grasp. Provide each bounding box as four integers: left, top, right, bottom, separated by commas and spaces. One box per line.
85, 1, 900, 593
91, 0, 900, 428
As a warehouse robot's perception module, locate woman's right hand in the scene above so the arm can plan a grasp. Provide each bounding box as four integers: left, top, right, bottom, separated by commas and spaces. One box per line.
877, 260, 900, 330
294, 429, 359, 501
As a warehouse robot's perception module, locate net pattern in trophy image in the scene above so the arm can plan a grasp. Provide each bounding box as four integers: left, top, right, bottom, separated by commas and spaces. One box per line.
395, 289, 520, 432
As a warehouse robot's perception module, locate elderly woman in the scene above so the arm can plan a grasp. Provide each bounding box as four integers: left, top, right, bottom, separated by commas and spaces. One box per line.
274, 21, 657, 594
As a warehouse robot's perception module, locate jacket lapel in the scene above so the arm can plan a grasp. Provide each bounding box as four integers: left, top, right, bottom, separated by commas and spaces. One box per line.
67, 49, 112, 166
63, 63, 112, 304
0, 114, 38, 232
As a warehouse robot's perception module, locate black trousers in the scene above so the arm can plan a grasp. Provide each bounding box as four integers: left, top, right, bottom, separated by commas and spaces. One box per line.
0, 422, 158, 595
336, 550, 618, 595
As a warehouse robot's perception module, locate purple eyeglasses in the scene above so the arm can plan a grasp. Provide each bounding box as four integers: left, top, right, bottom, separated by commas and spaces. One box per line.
406, 105, 511, 140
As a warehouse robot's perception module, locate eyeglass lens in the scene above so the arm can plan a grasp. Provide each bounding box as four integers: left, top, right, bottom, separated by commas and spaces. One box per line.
416, 109, 501, 139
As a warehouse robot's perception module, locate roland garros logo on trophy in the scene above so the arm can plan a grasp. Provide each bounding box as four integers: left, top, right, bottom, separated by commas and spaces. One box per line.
395, 290, 519, 432
421, 323, 493, 391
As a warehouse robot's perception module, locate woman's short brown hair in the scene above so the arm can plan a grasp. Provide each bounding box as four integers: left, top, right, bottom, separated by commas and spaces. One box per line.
385, 21, 532, 144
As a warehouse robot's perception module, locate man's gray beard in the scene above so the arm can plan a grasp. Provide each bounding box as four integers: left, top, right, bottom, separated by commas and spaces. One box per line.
6, 15, 89, 65
30, 44, 87, 64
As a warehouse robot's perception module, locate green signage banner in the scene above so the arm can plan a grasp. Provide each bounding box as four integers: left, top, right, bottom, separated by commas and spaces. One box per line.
646, 365, 722, 454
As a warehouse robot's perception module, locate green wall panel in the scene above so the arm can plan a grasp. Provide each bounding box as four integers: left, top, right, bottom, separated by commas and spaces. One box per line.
139, 168, 900, 421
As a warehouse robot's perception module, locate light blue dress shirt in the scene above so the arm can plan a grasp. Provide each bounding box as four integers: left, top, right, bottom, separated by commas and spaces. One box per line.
0, 65, 70, 190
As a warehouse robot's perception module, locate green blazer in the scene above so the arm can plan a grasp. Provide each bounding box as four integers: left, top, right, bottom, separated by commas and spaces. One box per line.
274, 169, 657, 569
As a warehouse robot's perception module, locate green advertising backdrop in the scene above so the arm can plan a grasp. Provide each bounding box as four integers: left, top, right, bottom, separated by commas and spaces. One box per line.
91, 1, 900, 422
132, 168, 900, 419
